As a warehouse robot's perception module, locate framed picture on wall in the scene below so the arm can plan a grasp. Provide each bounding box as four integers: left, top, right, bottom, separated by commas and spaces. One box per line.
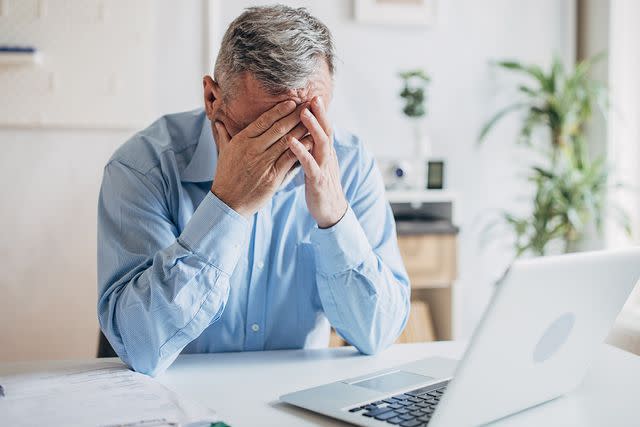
355, 0, 436, 26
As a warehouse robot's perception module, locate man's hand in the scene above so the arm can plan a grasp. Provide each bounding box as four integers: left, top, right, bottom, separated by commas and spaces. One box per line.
211, 100, 311, 218
288, 96, 348, 229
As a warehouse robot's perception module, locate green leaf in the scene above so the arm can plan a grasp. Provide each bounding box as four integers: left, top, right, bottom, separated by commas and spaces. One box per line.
532, 166, 555, 179
518, 85, 538, 97
496, 60, 548, 88
478, 103, 526, 143
573, 52, 606, 80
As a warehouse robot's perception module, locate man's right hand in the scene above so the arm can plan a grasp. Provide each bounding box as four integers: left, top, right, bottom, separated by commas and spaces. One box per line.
211, 100, 312, 218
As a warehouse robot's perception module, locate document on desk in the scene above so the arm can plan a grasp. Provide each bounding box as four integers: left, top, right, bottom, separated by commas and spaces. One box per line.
0, 361, 219, 426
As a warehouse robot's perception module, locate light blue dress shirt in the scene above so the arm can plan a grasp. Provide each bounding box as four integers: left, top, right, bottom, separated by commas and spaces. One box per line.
98, 109, 410, 376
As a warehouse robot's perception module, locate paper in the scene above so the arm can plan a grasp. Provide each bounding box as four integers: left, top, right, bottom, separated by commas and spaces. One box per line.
0, 361, 218, 427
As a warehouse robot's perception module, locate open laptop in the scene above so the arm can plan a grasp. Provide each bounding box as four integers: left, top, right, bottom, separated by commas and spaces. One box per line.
280, 248, 640, 426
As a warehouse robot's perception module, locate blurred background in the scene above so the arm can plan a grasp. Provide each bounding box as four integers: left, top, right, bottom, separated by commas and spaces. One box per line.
1, 0, 639, 362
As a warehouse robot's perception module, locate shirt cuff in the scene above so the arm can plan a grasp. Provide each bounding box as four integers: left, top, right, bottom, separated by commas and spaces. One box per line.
178, 191, 249, 275
310, 206, 371, 276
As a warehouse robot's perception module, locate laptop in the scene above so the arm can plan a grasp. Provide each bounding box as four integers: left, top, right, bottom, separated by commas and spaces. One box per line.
280, 248, 640, 426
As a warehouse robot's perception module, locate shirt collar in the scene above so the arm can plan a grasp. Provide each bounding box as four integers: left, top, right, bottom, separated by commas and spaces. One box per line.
181, 114, 217, 183
180, 111, 304, 191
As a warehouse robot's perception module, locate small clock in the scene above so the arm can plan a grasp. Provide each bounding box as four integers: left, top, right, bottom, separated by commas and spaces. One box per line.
427, 160, 445, 189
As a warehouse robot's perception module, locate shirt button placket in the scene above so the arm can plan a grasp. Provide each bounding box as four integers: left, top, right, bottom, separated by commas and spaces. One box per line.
245, 208, 270, 351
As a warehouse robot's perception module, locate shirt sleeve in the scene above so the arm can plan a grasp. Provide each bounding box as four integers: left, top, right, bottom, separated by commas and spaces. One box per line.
97, 160, 248, 376
310, 145, 411, 355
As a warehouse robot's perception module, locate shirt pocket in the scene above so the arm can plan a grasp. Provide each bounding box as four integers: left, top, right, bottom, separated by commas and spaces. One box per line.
295, 242, 324, 338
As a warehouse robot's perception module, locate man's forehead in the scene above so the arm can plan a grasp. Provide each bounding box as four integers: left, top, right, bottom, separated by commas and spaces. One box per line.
224, 71, 331, 128
243, 87, 307, 114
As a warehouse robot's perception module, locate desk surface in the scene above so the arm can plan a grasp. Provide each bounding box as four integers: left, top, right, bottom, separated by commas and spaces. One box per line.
1, 341, 638, 426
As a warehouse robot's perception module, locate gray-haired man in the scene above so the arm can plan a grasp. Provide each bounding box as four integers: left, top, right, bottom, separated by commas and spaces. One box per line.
98, 5, 410, 376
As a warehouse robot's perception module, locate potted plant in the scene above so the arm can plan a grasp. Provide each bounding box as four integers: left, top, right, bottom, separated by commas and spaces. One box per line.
399, 69, 431, 190
479, 55, 630, 256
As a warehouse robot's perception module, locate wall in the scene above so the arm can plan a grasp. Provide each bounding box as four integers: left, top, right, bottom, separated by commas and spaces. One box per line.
0, 0, 573, 361
604, 0, 640, 355
0, 0, 153, 128
0, 0, 204, 361
606, 0, 640, 248
0, 130, 126, 360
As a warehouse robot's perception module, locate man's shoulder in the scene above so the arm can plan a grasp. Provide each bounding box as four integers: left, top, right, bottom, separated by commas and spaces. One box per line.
333, 127, 374, 169
332, 127, 383, 201
333, 127, 361, 150
108, 109, 205, 175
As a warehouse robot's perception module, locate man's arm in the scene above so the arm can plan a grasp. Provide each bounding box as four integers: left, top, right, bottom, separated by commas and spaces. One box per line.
288, 96, 410, 354
311, 150, 410, 354
98, 160, 248, 376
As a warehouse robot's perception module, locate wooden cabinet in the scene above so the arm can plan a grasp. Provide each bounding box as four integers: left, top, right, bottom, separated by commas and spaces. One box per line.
397, 234, 456, 288
397, 232, 457, 342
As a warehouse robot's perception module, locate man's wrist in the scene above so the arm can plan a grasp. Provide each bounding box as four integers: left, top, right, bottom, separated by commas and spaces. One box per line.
311, 206, 372, 275
179, 191, 249, 275
317, 201, 349, 229
210, 186, 252, 220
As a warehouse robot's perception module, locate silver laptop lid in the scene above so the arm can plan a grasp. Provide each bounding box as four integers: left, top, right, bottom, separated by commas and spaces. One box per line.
430, 248, 640, 427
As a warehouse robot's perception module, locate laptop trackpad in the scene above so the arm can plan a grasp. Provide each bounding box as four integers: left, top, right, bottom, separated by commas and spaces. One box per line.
351, 371, 434, 393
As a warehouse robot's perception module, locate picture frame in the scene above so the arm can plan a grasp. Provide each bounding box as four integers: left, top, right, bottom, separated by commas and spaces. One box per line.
354, 0, 436, 26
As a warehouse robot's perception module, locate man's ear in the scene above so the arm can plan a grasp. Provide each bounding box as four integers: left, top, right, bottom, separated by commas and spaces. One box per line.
203, 75, 222, 119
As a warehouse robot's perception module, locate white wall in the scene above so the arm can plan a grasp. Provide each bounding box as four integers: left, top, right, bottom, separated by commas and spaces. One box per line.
0, 0, 573, 361
216, 0, 574, 337
0, 0, 153, 128
0, 130, 126, 360
606, 0, 640, 248
604, 0, 640, 355
0, 0, 204, 361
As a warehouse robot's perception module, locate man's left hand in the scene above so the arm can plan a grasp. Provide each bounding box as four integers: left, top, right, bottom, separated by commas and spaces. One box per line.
288, 96, 348, 229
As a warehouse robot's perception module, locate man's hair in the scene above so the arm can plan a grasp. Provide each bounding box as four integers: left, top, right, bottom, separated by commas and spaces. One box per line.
214, 5, 335, 95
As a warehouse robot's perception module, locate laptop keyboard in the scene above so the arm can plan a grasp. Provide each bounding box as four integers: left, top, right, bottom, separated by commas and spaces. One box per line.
347, 379, 449, 426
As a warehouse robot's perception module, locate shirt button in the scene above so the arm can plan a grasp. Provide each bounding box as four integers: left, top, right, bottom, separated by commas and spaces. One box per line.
256, 261, 265, 270
251, 323, 260, 332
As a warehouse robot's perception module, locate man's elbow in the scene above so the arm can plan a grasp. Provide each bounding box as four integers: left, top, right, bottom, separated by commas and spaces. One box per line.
355, 325, 401, 356
357, 299, 411, 356
98, 321, 168, 377
119, 345, 174, 377
356, 339, 390, 356
130, 357, 167, 377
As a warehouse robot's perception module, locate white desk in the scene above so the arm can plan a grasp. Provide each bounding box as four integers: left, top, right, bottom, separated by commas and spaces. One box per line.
1, 341, 638, 426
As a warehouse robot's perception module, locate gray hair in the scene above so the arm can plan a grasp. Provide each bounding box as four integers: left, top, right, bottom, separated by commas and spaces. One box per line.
214, 5, 335, 95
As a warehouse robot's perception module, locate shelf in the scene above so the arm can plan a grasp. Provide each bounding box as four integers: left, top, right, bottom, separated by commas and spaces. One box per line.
395, 219, 459, 235
386, 189, 456, 204
0, 52, 42, 65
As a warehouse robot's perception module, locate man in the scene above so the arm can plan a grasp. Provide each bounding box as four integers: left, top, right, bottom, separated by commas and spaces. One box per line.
98, 5, 410, 376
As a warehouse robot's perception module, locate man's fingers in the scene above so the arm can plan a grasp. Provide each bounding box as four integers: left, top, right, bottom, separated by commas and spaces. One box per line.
243, 100, 296, 138
287, 136, 322, 180
309, 96, 332, 136
267, 121, 309, 160
289, 121, 308, 141
299, 134, 314, 150
300, 108, 330, 161
258, 103, 307, 150
214, 121, 231, 149
275, 136, 312, 175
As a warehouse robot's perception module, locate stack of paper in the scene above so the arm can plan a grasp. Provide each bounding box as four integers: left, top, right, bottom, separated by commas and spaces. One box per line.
0, 361, 219, 427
